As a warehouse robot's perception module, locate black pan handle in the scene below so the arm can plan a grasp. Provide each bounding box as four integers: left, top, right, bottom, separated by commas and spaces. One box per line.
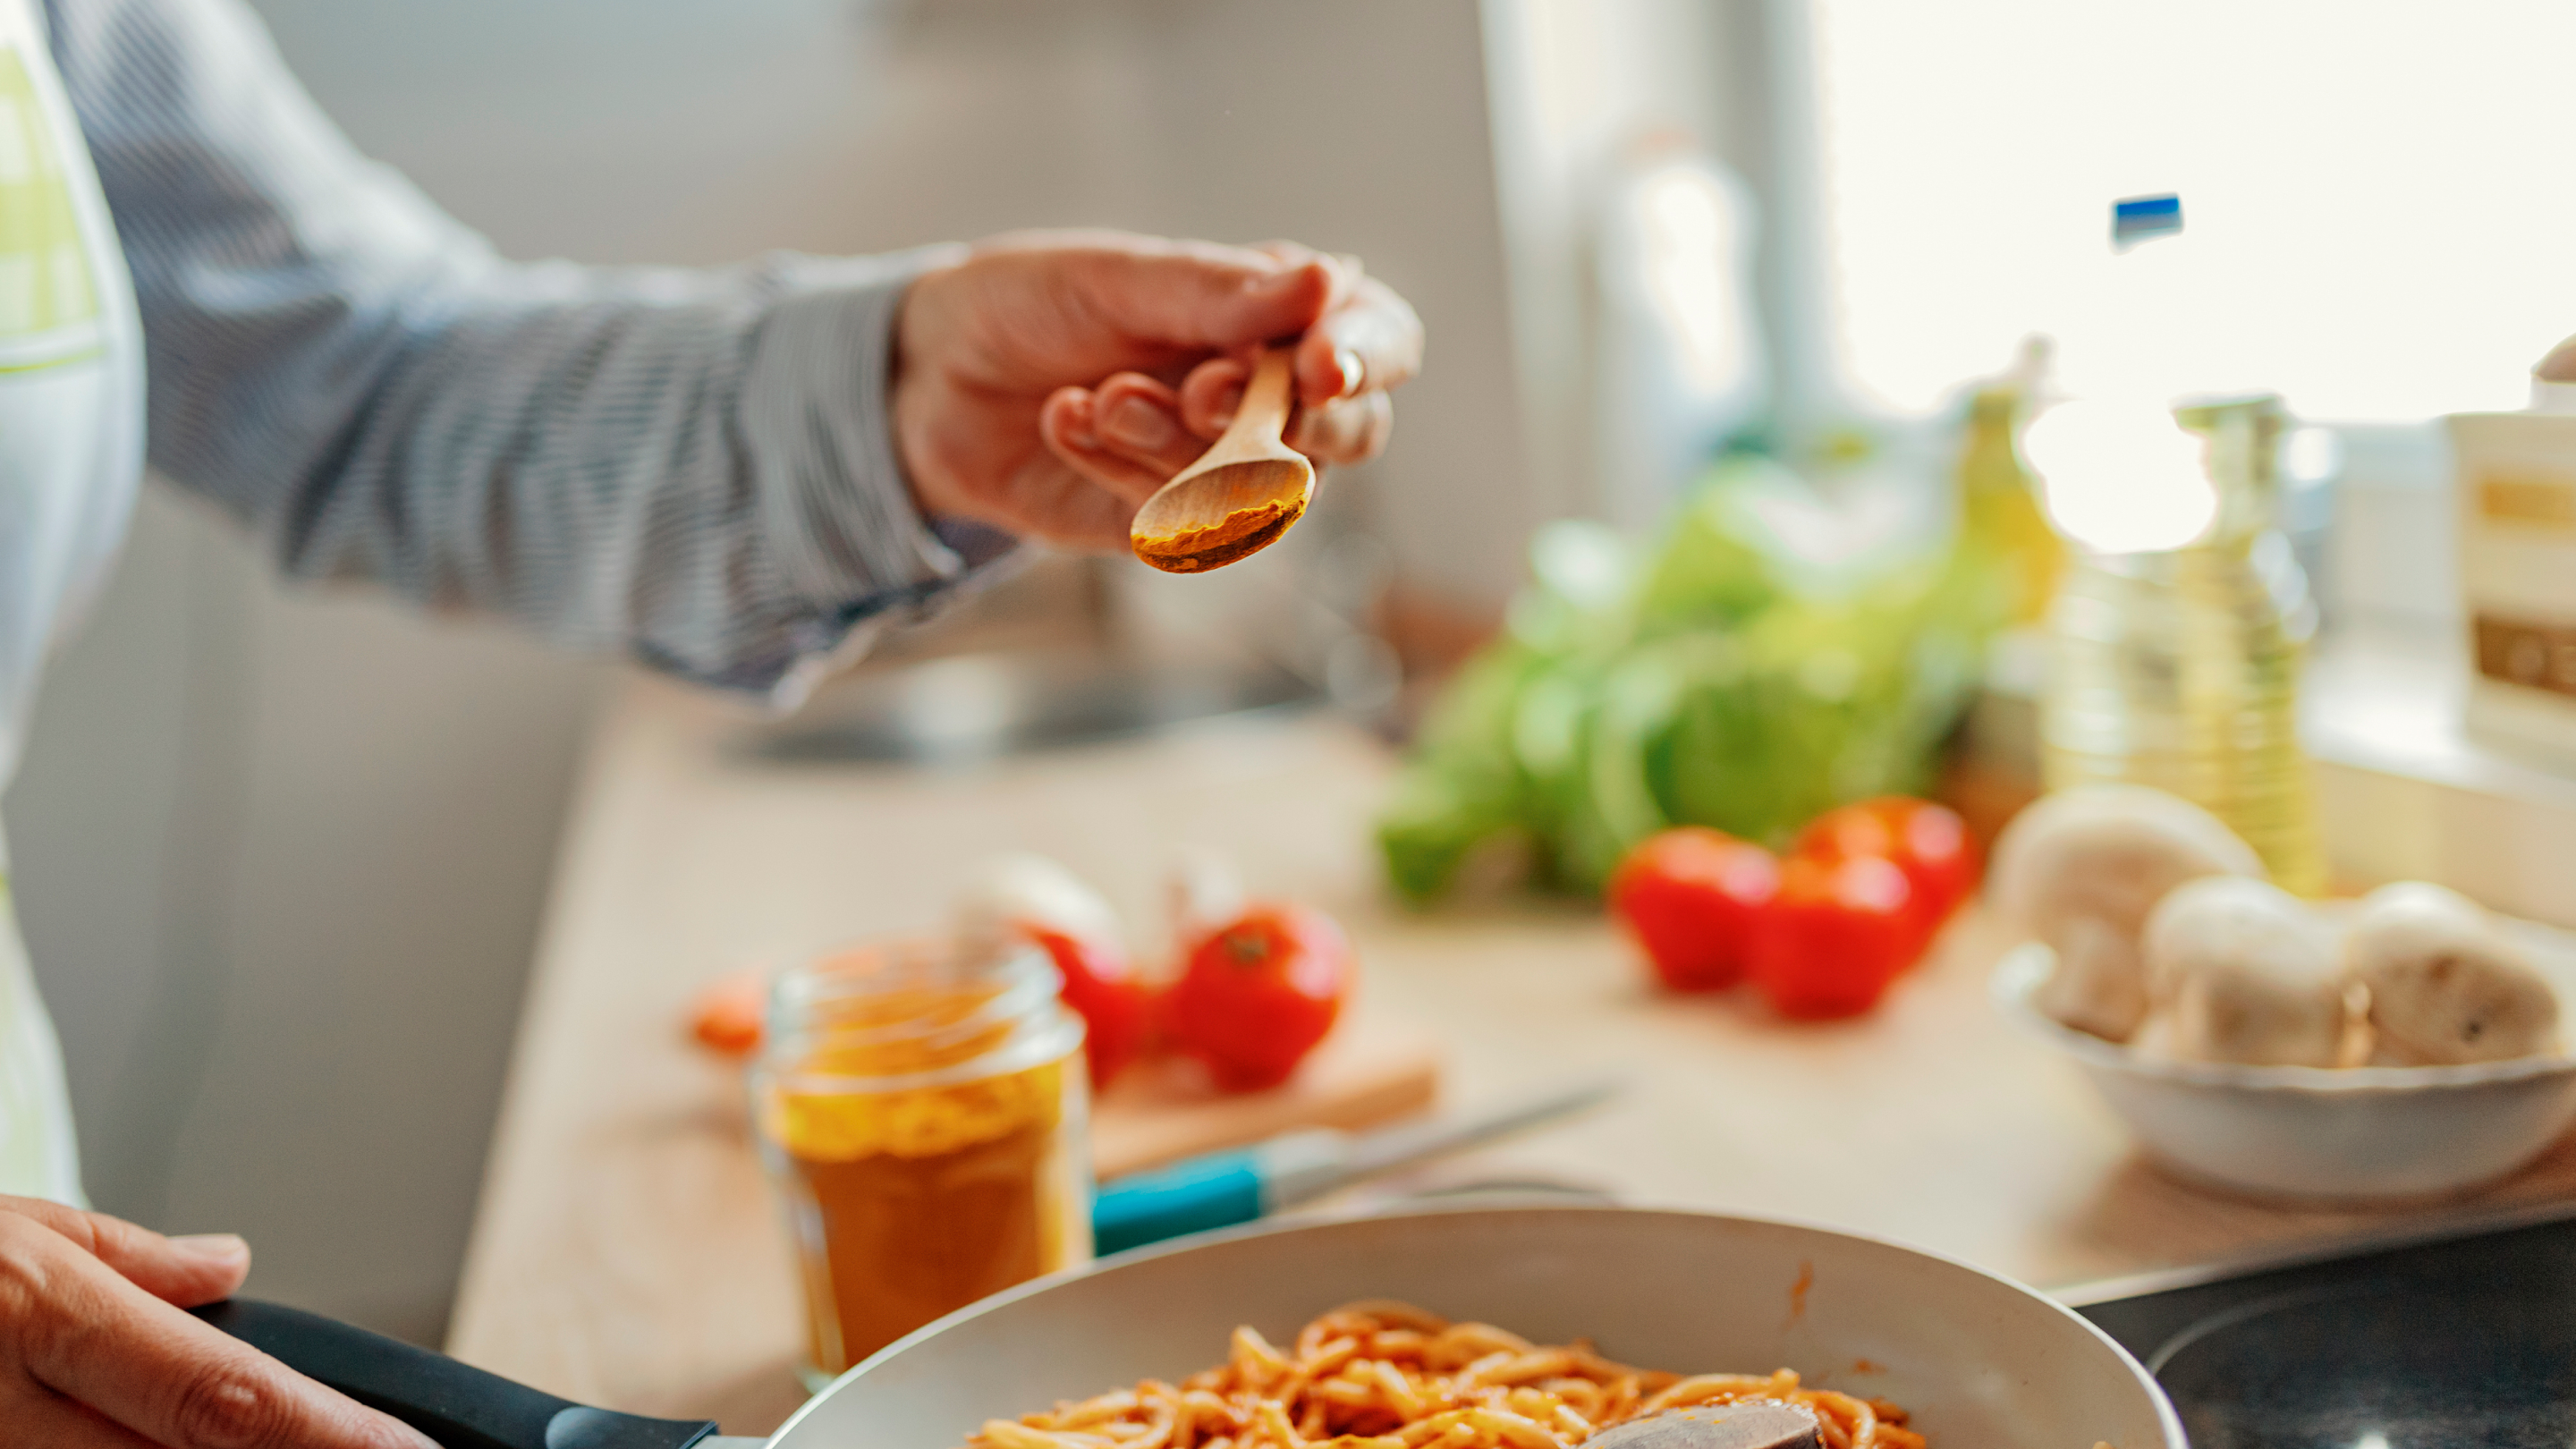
193, 1299, 720, 1449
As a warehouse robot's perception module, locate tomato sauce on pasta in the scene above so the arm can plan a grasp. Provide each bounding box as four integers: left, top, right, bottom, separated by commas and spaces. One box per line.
962, 1302, 1925, 1449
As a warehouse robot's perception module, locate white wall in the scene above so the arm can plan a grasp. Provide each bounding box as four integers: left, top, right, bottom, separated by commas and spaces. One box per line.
8, 0, 1530, 1344
1479, 0, 1831, 523
9, 490, 604, 1344
257, 0, 1538, 601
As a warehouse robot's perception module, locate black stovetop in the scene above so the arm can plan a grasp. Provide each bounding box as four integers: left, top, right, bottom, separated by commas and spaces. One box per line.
2076, 1210, 2576, 1448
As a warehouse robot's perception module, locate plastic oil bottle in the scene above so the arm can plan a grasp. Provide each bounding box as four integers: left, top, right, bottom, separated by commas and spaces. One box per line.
1956, 339, 2064, 627
2026, 196, 2326, 894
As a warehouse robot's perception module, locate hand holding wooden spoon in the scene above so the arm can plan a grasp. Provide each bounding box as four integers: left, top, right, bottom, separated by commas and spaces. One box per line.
894, 233, 1419, 555
1127, 347, 1312, 572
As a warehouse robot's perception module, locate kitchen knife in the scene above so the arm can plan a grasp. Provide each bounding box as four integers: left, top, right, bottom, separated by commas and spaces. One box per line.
1091, 1076, 1619, 1255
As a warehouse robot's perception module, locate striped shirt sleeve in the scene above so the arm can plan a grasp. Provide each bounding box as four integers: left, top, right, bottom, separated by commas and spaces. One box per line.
45, 0, 1012, 700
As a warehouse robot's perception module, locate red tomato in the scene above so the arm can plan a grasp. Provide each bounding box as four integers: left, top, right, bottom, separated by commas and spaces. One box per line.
687, 970, 767, 1057
1608, 828, 1781, 992
1748, 855, 1919, 1021
1794, 797, 1979, 938
1165, 904, 1352, 1092
1026, 928, 1152, 1092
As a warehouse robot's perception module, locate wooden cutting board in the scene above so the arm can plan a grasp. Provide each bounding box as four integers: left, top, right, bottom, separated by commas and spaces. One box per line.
685, 968, 1441, 1179
1091, 1006, 1443, 1178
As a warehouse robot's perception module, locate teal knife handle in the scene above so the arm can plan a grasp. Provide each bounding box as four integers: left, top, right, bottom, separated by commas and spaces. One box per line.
1093, 1148, 1263, 1255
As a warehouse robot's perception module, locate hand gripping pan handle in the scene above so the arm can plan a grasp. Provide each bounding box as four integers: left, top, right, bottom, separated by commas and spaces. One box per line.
194, 1299, 727, 1449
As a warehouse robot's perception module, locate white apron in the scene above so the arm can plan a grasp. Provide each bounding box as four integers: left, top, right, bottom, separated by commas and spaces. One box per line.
0, 0, 148, 1203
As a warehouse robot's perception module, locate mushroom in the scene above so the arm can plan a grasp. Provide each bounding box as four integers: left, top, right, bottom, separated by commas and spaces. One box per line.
2137, 877, 2346, 1067
2348, 882, 2559, 1065
1991, 785, 2265, 1041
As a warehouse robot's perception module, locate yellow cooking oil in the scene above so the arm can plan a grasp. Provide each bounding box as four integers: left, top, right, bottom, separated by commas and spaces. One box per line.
1957, 372, 2064, 626
2039, 394, 2327, 894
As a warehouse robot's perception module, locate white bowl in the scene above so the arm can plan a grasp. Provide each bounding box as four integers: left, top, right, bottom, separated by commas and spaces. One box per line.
772, 1203, 2182, 1449
1993, 928, 2576, 1201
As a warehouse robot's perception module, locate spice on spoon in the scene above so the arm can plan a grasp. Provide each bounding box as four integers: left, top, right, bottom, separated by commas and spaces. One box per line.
1131, 496, 1301, 573
1127, 346, 1314, 573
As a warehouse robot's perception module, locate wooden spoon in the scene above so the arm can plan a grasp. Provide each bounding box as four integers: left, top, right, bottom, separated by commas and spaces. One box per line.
1128, 347, 1315, 573
1584, 1404, 1824, 1449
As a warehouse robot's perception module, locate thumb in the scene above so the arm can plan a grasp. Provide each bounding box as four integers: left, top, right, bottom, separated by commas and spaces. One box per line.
0, 1195, 249, 1307
2540, 332, 2576, 383
1054, 235, 1336, 352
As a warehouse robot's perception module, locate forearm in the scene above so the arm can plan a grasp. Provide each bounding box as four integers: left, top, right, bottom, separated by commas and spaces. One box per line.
51, 0, 1004, 697
226, 246, 982, 694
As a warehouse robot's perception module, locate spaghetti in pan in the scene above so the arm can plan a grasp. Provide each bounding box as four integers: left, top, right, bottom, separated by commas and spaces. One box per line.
962, 1302, 1924, 1449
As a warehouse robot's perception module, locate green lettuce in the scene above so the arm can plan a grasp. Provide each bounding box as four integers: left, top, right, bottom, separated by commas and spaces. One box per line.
1377, 454, 2000, 902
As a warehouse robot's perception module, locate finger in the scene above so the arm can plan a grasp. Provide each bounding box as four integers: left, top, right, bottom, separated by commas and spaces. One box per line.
1051, 235, 1335, 353
2541, 332, 2576, 383
1286, 391, 1396, 465
13, 1387, 160, 1449
1038, 482, 1138, 555
1179, 358, 1251, 436
924, 232, 1339, 388
0, 1217, 435, 1449
1088, 373, 1206, 476
1295, 275, 1424, 406
0, 1197, 247, 1309
996, 451, 1140, 554
1250, 239, 1325, 267
1038, 387, 1174, 508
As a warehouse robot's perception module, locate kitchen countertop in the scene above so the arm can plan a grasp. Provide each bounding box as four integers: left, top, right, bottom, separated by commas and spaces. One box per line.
447, 673, 2576, 1434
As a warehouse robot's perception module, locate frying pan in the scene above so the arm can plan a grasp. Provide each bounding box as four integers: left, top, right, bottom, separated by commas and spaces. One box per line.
206, 1204, 2183, 1449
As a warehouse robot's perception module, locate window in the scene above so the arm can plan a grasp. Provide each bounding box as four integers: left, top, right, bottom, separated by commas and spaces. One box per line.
1809, 0, 2576, 423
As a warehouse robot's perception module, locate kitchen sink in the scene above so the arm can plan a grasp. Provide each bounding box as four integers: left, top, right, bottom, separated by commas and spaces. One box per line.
742, 649, 1322, 765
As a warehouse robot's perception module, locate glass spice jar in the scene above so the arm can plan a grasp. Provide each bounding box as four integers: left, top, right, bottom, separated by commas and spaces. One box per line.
752, 936, 1091, 1385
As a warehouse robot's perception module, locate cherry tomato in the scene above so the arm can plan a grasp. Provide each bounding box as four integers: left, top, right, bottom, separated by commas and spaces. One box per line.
1165, 904, 1352, 1091
1748, 854, 1919, 1021
1794, 797, 1979, 939
1026, 928, 1152, 1092
1608, 828, 1781, 992
688, 970, 767, 1057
